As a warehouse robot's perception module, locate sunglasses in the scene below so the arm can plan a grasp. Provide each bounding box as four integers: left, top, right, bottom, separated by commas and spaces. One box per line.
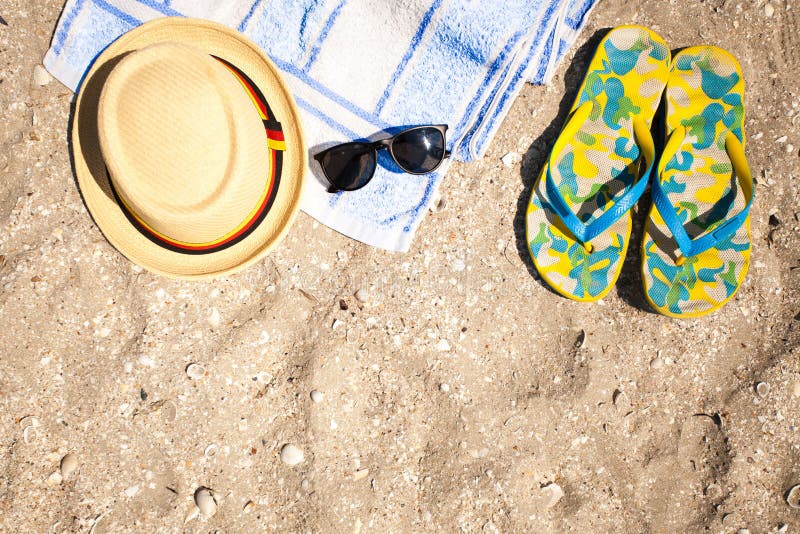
314, 125, 450, 192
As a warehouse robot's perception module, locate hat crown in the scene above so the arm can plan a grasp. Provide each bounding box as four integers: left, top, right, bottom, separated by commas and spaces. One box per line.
98, 42, 269, 243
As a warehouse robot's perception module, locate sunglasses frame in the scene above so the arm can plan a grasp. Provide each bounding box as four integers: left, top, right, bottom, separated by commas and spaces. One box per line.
314, 124, 450, 193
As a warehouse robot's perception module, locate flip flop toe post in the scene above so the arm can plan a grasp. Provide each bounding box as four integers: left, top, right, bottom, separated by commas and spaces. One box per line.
526, 26, 671, 301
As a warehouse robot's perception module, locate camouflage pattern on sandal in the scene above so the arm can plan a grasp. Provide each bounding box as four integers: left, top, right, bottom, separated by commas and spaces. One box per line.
641, 46, 752, 318
526, 26, 670, 300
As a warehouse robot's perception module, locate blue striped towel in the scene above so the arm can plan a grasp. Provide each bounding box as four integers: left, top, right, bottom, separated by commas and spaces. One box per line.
44, 0, 597, 252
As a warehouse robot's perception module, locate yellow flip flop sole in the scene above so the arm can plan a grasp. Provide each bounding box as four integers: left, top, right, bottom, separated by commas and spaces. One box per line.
641, 46, 754, 318
526, 26, 670, 301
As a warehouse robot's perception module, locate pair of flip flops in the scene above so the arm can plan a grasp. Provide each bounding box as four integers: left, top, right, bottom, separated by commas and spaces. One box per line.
526, 26, 753, 318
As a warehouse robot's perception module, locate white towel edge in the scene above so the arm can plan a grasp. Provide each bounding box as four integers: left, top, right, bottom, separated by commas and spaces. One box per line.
299, 193, 413, 253
43, 48, 83, 92
540, 0, 599, 84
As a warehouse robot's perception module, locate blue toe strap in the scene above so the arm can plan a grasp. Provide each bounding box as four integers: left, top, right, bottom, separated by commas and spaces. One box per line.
544, 103, 655, 244
651, 126, 753, 261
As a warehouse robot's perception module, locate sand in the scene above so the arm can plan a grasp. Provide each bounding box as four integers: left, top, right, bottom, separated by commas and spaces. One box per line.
1, 0, 800, 532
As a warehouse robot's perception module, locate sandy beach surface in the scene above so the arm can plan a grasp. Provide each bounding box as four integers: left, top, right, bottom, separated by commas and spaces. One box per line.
2, 0, 800, 532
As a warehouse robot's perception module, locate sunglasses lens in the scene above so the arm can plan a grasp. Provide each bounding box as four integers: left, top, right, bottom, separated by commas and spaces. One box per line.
319, 143, 376, 191
391, 127, 445, 173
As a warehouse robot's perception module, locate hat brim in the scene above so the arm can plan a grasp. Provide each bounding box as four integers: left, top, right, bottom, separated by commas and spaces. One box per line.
72, 18, 306, 279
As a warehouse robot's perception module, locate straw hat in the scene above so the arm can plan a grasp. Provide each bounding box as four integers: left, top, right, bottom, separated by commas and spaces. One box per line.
72, 18, 306, 279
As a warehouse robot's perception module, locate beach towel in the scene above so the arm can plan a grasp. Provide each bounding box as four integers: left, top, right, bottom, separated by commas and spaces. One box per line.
44, 0, 598, 252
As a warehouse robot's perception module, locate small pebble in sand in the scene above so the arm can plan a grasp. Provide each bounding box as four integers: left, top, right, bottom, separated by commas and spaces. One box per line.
792, 382, 800, 398
787, 144, 795, 154
301, 478, 310, 490
243, 500, 255, 513
207, 308, 221, 328
776, 135, 788, 144
435, 339, 451, 352
60, 453, 78, 479
786, 485, 800, 508
649, 356, 664, 370
280, 444, 304, 466
430, 194, 447, 212
501, 152, 521, 167
46, 471, 63, 486
353, 469, 370, 481
439, 383, 450, 393
765, 3, 774, 17
33, 65, 51, 86
354, 288, 369, 303
755, 382, 770, 398
705, 483, 722, 499
124, 485, 139, 498
310, 390, 324, 403
194, 487, 217, 518
542, 482, 564, 508
186, 363, 206, 380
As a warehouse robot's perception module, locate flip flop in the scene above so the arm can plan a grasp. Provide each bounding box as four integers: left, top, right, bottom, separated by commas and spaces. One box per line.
526, 26, 670, 301
641, 46, 753, 318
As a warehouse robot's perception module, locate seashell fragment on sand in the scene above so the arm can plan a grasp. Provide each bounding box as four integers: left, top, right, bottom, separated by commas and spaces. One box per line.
194, 487, 217, 518
60, 453, 78, 479
280, 443, 304, 466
